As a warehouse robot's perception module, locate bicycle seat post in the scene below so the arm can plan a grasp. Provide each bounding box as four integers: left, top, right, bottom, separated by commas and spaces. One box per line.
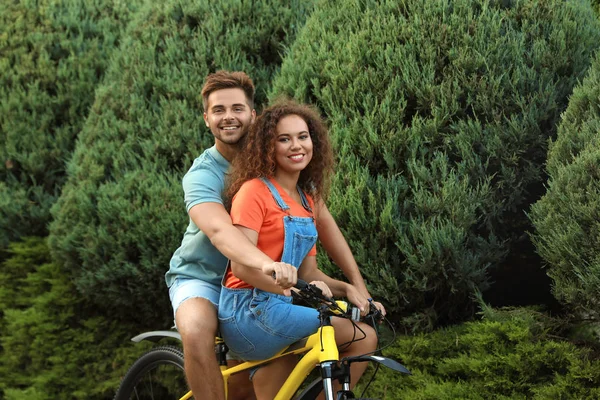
215, 336, 228, 367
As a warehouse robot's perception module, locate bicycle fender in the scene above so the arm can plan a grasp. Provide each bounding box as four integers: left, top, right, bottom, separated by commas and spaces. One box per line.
131, 330, 182, 343
344, 355, 411, 375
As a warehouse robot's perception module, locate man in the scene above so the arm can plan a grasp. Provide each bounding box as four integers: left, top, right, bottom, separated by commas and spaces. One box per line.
166, 70, 383, 400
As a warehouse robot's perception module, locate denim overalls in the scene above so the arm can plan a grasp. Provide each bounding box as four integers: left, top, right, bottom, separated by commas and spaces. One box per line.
218, 178, 321, 360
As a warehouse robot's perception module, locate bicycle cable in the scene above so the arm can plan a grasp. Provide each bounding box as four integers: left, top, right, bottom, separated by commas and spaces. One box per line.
357, 314, 399, 398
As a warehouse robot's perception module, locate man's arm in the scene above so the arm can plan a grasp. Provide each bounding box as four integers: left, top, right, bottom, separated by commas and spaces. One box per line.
189, 202, 297, 288
229, 226, 293, 296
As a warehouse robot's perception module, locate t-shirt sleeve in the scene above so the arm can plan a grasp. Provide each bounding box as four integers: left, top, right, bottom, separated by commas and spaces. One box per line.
182, 167, 224, 212
230, 180, 266, 233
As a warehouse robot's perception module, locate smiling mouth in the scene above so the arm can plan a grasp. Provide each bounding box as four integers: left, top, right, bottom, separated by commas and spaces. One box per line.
289, 154, 305, 161
220, 126, 240, 131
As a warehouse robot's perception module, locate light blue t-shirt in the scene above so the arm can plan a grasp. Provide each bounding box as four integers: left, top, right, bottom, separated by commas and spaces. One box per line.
165, 146, 230, 287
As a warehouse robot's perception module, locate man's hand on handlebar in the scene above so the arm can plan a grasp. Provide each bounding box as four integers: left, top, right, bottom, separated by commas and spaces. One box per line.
262, 262, 297, 296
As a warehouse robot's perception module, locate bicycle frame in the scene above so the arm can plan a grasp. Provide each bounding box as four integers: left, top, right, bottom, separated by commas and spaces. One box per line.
176, 324, 339, 400
130, 300, 411, 400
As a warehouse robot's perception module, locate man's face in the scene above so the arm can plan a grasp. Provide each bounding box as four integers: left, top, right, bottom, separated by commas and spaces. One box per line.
203, 88, 255, 146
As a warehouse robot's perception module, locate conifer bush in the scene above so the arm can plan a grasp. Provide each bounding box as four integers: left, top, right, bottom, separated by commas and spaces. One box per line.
271, 0, 600, 329
0, 0, 143, 249
0, 238, 147, 400
358, 307, 600, 399
530, 53, 600, 320
49, 0, 314, 325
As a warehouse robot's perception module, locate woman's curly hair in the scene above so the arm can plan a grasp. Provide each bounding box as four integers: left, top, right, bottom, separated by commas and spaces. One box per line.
226, 99, 334, 206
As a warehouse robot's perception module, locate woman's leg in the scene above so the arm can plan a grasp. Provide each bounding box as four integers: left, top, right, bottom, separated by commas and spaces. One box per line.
227, 359, 256, 400
330, 318, 378, 390
251, 354, 297, 400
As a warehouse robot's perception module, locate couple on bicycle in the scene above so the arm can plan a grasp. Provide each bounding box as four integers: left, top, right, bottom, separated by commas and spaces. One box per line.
165, 70, 385, 400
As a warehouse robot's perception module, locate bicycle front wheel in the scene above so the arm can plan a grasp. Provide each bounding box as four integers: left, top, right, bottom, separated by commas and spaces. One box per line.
294, 376, 378, 400
114, 345, 193, 400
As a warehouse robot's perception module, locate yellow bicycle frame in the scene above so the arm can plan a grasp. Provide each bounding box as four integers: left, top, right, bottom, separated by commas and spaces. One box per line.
179, 324, 340, 400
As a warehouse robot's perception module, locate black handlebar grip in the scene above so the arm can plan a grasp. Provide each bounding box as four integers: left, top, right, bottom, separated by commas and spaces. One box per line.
294, 279, 309, 290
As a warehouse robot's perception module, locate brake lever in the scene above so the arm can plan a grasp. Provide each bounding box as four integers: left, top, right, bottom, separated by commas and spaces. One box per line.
368, 302, 384, 324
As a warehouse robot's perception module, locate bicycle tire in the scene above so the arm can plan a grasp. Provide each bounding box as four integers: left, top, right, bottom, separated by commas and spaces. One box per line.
114, 345, 193, 400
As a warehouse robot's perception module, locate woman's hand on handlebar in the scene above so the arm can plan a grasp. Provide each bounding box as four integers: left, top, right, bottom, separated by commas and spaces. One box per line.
369, 300, 386, 318
345, 285, 386, 319
308, 280, 333, 299
345, 284, 370, 316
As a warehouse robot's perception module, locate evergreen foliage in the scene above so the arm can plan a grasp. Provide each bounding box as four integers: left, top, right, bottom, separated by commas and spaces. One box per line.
48, 0, 315, 325
530, 53, 600, 320
0, 237, 150, 400
359, 307, 600, 399
271, 0, 600, 329
0, 0, 144, 249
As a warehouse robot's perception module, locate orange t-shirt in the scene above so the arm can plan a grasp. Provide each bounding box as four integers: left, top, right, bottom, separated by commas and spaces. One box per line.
224, 178, 317, 289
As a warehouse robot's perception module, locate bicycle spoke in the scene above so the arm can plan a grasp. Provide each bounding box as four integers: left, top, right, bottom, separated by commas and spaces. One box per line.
114, 346, 189, 400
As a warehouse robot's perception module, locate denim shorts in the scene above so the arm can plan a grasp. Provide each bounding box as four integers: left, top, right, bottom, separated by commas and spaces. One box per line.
169, 277, 246, 362
169, 276, 221, 318
218, 286, 320, 360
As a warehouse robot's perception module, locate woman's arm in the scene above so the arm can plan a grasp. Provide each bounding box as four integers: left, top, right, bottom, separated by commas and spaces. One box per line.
298, 255, 348, 297
315, 201, 370, 296
314, 201, 386, 315
298, 255, 373, 313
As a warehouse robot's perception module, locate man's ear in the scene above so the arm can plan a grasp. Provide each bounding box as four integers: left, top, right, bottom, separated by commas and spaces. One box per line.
203, 112, 209, 128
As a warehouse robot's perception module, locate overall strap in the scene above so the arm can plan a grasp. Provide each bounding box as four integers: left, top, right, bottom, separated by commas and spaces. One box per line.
296, 186, 313, 214
259, 177, 290, 211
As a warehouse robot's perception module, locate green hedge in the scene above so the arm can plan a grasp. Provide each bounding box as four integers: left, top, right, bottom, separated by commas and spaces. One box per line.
271, 0, 600, 330
358, 307, 600, 399
48, 0, 315, 326
0, 238, 149, 400
0, 0, 144, 249
530, 52, 600, 320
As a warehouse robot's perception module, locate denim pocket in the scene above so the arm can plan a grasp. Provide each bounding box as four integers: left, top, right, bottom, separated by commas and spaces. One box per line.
288, 232, 317, 266
249, 290, 271, 323
219, 316, 255, 356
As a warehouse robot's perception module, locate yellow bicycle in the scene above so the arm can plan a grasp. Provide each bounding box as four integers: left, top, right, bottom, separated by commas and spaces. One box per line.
114, 280, 410, 400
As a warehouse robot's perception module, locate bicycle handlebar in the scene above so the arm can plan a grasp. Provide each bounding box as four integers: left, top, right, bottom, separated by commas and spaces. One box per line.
292, 279, 383, 324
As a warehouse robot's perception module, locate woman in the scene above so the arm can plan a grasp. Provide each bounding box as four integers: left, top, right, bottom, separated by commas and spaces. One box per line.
218, 100, 378, 399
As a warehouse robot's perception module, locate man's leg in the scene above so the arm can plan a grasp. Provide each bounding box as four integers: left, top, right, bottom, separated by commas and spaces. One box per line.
175, 297, 225, 400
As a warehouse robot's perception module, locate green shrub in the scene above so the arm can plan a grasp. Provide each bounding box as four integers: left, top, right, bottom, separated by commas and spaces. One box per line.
0, 237, 150, 400
530, 53, 600, 320
0, 0, 144, 249
593, 0, 600, 17
271, 0, 600, 330
358, 307, 600, 399
48, 0, 315, 326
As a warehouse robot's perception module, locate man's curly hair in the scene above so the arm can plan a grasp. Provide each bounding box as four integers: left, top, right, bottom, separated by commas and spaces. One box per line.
226, 99, 334, 207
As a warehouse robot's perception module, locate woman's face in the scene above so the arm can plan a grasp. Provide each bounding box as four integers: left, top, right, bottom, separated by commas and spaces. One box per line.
274, 114, 313, 176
